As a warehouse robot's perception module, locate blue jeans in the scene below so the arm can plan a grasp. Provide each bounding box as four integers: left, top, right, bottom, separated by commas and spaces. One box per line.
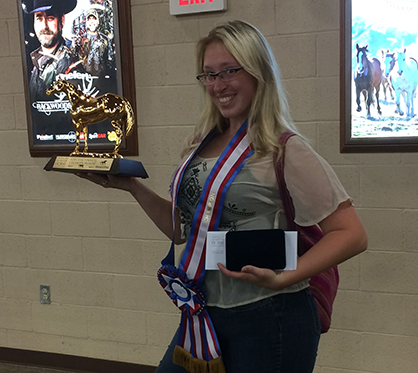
155, 288, 320, 373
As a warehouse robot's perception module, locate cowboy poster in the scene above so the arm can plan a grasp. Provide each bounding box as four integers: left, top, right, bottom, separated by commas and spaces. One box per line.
19, 0, 123, 154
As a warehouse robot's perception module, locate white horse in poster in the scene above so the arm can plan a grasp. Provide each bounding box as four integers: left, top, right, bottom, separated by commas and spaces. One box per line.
389, 48, 418, 119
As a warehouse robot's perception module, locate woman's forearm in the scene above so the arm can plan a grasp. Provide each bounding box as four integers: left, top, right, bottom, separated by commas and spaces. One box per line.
128, 178, 185, 244
76, 173, 185, 244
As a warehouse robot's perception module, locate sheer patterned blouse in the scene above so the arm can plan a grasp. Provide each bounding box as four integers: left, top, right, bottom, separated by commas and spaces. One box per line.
176, 135, 351, 308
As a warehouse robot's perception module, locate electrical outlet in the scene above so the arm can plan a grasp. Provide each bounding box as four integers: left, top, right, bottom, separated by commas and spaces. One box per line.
40, 285, 51, 304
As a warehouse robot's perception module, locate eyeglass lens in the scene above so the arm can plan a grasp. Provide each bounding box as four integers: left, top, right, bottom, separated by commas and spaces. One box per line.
198, 68, 242, 85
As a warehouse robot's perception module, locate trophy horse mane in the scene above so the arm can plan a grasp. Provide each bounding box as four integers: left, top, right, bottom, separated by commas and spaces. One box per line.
46, 79, 135, 158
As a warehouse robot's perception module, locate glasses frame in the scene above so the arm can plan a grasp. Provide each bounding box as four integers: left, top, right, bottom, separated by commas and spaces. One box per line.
196, 67, 244, 86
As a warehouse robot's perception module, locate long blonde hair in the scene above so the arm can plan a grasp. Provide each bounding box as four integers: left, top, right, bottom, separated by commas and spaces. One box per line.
183, 20, 301, 157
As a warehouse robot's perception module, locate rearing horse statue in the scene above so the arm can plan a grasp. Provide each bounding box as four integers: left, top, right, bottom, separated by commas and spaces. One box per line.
46, 79, 134, 157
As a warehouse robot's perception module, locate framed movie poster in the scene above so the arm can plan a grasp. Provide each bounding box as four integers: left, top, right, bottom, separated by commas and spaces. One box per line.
341, 0, 418, 152
18, 0, 138, 157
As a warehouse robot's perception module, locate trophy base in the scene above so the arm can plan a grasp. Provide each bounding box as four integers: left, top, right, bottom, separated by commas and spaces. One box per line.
44, 155, 148, 178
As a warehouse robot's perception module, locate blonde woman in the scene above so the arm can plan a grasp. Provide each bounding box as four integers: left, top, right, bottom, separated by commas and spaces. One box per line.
79, 20, 367, 373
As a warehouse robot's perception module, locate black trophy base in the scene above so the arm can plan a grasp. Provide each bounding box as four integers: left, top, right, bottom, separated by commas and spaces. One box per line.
44, 155, 148, 178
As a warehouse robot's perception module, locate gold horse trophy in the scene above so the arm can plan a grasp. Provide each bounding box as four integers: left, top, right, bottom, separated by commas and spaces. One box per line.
44, 79, 147, 178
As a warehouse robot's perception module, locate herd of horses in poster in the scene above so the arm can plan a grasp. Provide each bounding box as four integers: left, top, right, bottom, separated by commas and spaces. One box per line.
354, 44, 418, 125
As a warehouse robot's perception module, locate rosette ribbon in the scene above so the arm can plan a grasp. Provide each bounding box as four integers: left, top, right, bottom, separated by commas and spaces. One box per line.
158, 120, 254, 373
158, 265, 206, 316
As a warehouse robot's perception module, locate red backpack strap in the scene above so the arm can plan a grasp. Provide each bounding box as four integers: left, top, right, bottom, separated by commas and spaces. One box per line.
275, 132, 339, 333
276, 132, 297, 232
279, 131, 297, 146
275, 132, 324, 255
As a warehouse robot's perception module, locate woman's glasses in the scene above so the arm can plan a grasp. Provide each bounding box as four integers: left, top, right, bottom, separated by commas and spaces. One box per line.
196, 67, 244, 86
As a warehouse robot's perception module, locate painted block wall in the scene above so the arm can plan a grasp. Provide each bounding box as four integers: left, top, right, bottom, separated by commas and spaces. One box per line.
1, 0, 418, 371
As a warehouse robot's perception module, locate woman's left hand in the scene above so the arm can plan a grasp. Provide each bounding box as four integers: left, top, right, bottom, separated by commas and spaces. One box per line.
218, 200, 367, 291
217, 263, 289, 290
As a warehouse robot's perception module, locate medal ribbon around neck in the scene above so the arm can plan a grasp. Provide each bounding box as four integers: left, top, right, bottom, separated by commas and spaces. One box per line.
157, 120, 254, 369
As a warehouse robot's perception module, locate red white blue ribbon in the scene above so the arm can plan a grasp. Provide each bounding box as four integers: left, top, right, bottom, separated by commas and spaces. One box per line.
158, 120, 254, 366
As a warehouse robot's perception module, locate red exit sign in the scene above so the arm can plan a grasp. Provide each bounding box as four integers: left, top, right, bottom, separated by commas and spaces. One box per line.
170, 0, 227, 15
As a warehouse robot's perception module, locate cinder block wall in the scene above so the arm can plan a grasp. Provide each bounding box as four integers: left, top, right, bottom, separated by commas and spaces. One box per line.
1, 0, 418, 372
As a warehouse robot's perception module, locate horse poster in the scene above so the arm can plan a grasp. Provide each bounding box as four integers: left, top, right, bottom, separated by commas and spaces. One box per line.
341, 0, 418, 152
18, 0, 138, 157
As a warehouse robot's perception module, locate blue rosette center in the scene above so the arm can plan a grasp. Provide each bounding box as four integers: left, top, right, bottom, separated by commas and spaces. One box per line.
157, 265, 206, 316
